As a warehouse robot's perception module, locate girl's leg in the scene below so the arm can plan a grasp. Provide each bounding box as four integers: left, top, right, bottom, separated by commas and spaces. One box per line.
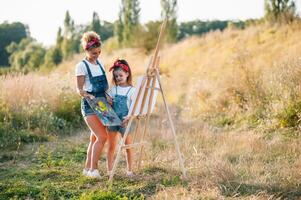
84, 115, 108, 170
84, 132, 96, 169
125, 135, 134, 172
107, 131, 118, 172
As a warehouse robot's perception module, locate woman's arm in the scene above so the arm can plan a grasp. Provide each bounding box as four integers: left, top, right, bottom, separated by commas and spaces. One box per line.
76, 75, 94, 99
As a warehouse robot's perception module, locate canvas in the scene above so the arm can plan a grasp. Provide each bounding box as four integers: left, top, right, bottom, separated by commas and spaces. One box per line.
85, 97, 122, 126
128, 75, 159, 117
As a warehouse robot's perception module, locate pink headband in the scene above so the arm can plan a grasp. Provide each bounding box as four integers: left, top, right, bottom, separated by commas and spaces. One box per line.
85, 38, 100, 50
109, 59, 130, 72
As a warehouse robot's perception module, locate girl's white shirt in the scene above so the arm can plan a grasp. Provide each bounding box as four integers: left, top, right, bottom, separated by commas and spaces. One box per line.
75, 58, 105, 92
108, 85, 136, 109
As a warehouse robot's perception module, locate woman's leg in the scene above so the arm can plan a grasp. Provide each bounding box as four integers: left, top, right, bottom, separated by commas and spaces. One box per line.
107, 131, 118, 172
125, 135, 133, 172
84, 132, 96, 169
84, 115, 108, 170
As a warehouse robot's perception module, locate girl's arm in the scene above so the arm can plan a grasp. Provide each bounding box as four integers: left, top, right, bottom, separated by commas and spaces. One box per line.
76, 75, 95, 99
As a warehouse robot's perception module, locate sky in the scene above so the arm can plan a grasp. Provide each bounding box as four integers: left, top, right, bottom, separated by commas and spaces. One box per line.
1, 0, 301, 46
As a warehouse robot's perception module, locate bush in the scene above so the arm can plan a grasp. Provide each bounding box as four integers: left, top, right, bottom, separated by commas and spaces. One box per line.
0, 96, 83, 149
54, 93, 81, 125
278, 101, 301, 129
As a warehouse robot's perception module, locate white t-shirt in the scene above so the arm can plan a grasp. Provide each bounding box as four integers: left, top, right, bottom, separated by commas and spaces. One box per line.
108, 86, 136, 109
75, 59, 106, 92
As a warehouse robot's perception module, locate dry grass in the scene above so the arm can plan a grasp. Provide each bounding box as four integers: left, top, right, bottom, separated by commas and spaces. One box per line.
0, 72, 75, 111
1, 22, 301, 199
134, 118, 301, 199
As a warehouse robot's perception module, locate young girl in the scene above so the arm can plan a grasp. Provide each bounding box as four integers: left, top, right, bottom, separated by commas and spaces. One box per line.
106, 59, 135, 177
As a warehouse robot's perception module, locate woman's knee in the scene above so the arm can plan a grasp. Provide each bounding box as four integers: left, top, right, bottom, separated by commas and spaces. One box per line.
90, 132, 97, 142
97, 136, 107, 145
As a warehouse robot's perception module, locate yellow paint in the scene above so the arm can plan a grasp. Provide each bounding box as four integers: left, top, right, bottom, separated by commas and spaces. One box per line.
98, 101, 108, 112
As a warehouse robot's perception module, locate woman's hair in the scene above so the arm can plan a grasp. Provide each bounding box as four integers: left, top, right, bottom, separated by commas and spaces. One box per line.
81, 31, 101, 50
110, 59, 132, 86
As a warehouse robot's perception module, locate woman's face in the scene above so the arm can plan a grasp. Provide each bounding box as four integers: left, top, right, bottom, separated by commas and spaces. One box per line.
86, 47, 101, 61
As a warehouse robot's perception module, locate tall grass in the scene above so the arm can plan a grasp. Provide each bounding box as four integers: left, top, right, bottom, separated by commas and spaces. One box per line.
0, 72, 82, 149
1, 21, 301, 149
155, 22, 301, 131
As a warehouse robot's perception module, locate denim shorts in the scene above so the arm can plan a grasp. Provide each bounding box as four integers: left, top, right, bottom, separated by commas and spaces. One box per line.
81, 98, 95, 117
107, 121, 135, 136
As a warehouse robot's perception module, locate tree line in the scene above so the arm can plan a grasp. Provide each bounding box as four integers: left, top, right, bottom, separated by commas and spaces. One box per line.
0, 0, 298, 72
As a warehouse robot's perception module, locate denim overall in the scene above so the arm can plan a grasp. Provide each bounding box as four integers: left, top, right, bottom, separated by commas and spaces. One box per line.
81, 60, 108, 117
108, 87, 133, 134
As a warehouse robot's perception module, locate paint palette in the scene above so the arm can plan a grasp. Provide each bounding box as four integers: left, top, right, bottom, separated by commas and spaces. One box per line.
85, 97, 122, 126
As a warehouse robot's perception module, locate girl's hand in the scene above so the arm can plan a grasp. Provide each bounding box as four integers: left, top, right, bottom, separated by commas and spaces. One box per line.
106, 95, 113, 105
121, 116, 130, 127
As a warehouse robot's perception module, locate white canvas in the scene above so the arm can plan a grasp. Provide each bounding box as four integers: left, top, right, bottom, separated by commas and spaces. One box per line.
128, 75, 159, 116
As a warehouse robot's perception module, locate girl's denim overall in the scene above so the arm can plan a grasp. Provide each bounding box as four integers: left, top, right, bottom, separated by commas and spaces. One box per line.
107, 87, 133, 135
81, 60, 108, 117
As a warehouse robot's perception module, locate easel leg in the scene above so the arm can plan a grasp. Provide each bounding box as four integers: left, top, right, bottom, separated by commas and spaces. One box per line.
136, 118, 147, 170
133, 117, 141, 143
156, 71, 187, 178
137, 75, 157, 170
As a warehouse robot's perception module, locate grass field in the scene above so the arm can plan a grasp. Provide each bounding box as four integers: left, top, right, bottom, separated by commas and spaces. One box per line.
1, 119, 301, 199
1, 22, 301, 199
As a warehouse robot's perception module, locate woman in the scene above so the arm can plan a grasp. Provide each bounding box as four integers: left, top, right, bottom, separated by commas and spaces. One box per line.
75, 31, 108, 179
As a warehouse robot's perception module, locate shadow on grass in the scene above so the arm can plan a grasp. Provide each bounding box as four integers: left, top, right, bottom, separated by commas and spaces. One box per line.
219, 181, 301, 199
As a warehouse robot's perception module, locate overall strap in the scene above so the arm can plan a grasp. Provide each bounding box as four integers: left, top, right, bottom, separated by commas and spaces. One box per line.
115, 86, 118, 95
126, 87, 133, 108
83, 59, 106, 78
82, 60, 93, 79
96, 60, 106, 75
125, 87, 133, 96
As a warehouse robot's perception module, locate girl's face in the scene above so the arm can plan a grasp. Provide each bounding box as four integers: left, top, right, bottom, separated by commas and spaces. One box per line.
113, 69, 129, 86
86, 47, 101, 61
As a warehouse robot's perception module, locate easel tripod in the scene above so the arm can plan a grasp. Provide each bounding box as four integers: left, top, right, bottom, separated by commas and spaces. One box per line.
109, 20, 187, 182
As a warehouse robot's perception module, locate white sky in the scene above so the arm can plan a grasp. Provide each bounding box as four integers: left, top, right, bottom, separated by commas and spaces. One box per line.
1, 0, 300, 46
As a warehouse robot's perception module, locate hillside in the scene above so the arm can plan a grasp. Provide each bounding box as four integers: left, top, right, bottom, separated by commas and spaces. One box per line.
1, 23, 301, 199
54, 22, 301, 129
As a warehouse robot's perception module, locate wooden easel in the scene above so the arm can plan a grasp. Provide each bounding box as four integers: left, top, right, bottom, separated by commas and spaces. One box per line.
109, 20, 187, 182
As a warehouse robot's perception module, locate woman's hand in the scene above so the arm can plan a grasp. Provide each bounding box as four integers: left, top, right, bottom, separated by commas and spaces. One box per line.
85, 93, 95, 100
78, 89, 95, 99
77, 76, 96, 99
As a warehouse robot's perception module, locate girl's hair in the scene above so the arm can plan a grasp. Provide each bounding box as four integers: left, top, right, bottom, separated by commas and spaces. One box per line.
110, 59, 133, 86
81, 31, 101, 50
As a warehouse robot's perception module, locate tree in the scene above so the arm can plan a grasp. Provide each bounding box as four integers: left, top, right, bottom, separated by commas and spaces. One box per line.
6, 38, 46, 72
43, 46, 63, 68
100, 21, 114, 41
91, 12, 102, 35
64, 11, 73, 39
115, 0, 140, 46
139, 21, 162, 51
115, 9, 124, 45
0, 22, 28, 66
56, 27, 63, 47
161, 0, 178, 43
178, 20, 230, 40
61, 11, 79, 59
90, 12, 114, 41
264, 0, 297, 23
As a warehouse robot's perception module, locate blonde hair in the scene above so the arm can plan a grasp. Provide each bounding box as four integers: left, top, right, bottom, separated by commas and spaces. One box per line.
81, 31, 101, 50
